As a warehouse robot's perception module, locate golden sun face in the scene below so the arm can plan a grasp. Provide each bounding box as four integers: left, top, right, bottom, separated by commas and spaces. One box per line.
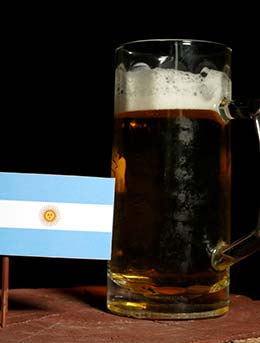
44, 209, 56, 222
40, 206, 60, 226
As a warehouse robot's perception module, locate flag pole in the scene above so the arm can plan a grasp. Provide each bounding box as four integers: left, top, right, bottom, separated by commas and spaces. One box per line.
1, 256, 9, 328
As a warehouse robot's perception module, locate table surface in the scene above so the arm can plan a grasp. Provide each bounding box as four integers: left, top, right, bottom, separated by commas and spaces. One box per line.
0, 287, 260, 343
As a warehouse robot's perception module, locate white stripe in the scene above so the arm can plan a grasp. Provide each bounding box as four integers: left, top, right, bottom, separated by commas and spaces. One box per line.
0, 200, 113, 232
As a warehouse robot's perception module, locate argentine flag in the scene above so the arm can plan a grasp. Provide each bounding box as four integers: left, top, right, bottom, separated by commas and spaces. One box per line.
0, 172, 115, 259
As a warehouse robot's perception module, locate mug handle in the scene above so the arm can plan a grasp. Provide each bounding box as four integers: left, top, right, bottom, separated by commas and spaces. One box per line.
212, 101, 260, 271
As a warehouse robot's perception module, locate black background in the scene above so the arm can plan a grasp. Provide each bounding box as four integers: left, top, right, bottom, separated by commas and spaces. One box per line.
1, 4, 260, 299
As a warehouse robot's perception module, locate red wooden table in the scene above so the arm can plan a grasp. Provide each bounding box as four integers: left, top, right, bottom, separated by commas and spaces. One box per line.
0, 287, 259, 343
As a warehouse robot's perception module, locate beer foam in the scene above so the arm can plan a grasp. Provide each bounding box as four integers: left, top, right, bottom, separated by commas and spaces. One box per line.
115, 65, 231, 113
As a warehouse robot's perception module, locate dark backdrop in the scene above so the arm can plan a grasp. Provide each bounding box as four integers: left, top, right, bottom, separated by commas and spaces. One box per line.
1, 4, 260, 299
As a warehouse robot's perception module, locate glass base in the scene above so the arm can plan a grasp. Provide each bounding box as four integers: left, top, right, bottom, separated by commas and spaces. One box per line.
107, 301, 229, 320
107, 278, 230, 320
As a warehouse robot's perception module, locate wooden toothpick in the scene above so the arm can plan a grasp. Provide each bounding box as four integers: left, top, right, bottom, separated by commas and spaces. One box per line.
1, 256, 9, 328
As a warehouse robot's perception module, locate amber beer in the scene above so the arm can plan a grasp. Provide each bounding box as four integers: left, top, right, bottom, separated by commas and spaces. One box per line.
107, 45, 232, 319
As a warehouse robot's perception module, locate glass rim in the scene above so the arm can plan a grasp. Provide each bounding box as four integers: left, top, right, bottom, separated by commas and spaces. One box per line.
116, 38, 232, 53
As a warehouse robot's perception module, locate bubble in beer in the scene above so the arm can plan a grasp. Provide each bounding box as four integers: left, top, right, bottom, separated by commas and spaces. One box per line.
130, 62, 151, 71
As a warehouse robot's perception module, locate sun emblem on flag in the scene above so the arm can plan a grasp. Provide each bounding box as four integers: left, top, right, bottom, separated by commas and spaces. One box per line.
40, 206, 60, 226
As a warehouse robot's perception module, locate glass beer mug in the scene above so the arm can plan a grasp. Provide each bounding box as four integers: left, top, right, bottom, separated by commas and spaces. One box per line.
107, 39, 260, 319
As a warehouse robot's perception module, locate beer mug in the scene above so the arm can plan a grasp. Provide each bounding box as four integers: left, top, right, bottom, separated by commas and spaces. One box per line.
107, 39, 260, 319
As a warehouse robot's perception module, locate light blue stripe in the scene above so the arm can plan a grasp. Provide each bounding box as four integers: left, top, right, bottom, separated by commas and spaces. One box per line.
0, 172, 115, 205
0, 228, 112, 259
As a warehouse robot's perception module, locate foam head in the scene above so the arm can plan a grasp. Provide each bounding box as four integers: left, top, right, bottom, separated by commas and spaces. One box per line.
114, 65, 231, 114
